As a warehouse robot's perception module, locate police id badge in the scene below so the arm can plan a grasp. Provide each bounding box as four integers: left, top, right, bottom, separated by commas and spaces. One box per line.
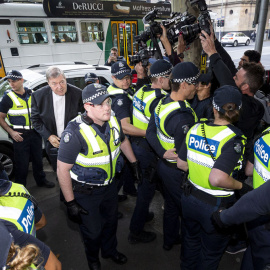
234, 143, 242, 153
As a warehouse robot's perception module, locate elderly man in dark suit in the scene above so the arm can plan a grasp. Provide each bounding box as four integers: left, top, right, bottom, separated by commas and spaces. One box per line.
31, 66, 84, 172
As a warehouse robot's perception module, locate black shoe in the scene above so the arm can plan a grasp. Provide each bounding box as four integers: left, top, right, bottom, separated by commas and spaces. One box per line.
118, 194, 127, 202
226, 241, 247, 254
123, 190, 138, 197
128, 230, 156, 244
38, 180, 55, 188
163, 235, 182, 251
146, 211, 154, 222
103, 251, 127, 265
117, 212, 123, 219
88, 261, 101, 270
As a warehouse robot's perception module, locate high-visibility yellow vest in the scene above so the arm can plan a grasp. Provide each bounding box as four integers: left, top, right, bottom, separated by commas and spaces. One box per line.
132, 85, 167, 131
0, 181, 36, 236
6, 90, 32, 130
70, 115, 122, 186
155, 98, 198, 163
253, 127, 270, 189
186, 122, 245, 196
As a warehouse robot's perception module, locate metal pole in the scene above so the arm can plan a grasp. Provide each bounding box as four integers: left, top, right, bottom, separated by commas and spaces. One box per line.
254, 0, 269, 54
219, 0, 223, 41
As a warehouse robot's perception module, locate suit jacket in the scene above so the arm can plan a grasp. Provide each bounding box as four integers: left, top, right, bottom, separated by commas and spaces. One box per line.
31, 83, 84, 141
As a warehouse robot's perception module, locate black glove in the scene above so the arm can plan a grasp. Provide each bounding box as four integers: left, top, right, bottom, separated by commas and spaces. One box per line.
65, 199, 88, 224
236, 182, 253, 198
130, 160, 143, 184
211, 209, 228, 229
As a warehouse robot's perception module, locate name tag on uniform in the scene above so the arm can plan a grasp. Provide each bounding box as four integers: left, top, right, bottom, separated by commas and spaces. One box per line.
17, 106, 23, 108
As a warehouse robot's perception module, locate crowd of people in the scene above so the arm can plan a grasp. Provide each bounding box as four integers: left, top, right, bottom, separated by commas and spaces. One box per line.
0, 23, 270, 270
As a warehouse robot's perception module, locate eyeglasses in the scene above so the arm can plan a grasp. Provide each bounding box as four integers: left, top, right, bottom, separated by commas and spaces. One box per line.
88, 98, 112, 108
187, 81, 198, 86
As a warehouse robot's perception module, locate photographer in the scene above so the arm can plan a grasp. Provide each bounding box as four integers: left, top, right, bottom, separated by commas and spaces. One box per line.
105, 47, 126, 67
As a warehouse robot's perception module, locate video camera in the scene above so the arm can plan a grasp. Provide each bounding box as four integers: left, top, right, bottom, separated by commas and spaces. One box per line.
131, 0, 211, 60
129, 48, 155, 67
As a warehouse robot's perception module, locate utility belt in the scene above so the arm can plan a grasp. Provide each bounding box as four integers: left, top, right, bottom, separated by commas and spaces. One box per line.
162, 159, 177, 169
184, 181, 235, 208
72, 178, 113, 194
130, 136, 152, 151
12, 125, 33, 131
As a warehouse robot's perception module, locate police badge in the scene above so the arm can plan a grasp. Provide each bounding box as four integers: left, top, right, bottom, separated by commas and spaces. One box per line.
182, 125, 190, 134
64, 133, 71, 143
234, 143, 242, 153
117, 99, 123, 106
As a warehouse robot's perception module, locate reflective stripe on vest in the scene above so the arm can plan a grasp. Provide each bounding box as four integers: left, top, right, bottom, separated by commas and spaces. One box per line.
155, 99, 197, 163
70, 116, 121, 185
107, 85, 133, 100
7, 91, 32, 129
132, 86, 166, 130
0, 183, 36, 235
253, 128, 270, 188
186, 123, 242, 197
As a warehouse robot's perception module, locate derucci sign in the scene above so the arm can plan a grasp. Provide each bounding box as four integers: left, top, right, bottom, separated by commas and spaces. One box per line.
43, 0, 171, 19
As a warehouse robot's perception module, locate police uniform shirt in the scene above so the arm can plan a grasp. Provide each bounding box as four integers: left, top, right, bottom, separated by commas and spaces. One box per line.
146, 95, 196, 158
58, 116, 125, 165
110, 84, 133, 121
0, 88, 31, 114
190, 95, 213, 120
1, 219, 50, 267
178, 123, 244, 175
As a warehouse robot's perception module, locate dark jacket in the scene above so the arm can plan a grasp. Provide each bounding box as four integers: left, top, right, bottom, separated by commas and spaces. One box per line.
31, 83, 84, 141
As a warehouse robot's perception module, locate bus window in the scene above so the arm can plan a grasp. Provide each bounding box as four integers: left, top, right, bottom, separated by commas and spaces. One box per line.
16, 21, 48, 44
50, 21, 77, 43
80, 22, 104, 42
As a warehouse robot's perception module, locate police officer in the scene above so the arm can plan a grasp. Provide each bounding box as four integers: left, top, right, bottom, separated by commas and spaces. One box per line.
230, 127, 270, 270
57, 83, 141, 270
146, 62, 199, 250
85, 72, 99, 86
177, 86, 252, 269
108, 61, 141, 197
129, 59, 172, 244
0, 178, 61, 269
0, 70, 54, 188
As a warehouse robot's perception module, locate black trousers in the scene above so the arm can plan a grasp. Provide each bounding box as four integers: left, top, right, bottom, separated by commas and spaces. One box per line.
75, 180, 118, 265
13, 130, 46, 186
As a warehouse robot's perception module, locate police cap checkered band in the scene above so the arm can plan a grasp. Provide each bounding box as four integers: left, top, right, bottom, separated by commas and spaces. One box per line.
150, 59, 173, 78
213, 85, 242, 114
111, 61, 132, 80
4, 70, 23, 81
85, 72, 98, 83
171, 62, 201, 83
82, 83, 113, 104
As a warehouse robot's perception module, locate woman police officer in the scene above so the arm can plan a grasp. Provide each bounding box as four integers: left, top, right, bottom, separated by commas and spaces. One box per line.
177, 85, 252, 270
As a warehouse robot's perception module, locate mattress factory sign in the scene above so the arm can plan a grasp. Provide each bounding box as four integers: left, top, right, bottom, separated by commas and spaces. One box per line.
43, 0, 171, 18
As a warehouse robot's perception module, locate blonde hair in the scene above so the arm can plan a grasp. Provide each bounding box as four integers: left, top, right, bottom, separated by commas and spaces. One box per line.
7, 243, 42, 270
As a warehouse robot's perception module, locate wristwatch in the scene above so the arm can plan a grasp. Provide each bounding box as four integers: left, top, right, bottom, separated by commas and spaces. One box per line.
177, 53, 184, 59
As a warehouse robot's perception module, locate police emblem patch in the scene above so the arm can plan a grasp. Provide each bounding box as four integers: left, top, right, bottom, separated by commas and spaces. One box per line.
117, 99, 123, 106
119, 62, 124, 67
64, 132, 72, 143
234, 143, 242, 153
182, 125, 190, 134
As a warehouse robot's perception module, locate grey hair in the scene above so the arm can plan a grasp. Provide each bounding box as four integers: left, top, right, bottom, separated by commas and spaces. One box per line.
46, 66, 66, 81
